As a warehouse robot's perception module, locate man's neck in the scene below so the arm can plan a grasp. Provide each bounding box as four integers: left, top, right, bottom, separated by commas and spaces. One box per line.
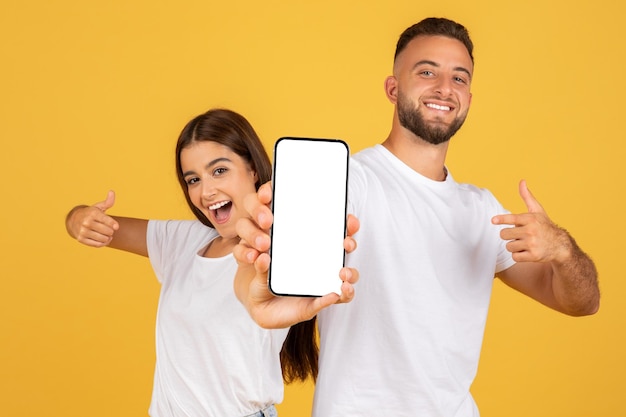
382, 132, 449, 181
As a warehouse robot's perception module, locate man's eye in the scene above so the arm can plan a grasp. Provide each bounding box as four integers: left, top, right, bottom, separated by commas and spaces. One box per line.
420, 70, 434, 76
454, 76, 467, 84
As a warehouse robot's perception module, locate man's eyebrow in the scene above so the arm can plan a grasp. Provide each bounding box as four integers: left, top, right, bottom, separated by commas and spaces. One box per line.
413, 60, 472, 78
455, 66, 472, 79
182, 157, 232, 177
413, 59, 439, 69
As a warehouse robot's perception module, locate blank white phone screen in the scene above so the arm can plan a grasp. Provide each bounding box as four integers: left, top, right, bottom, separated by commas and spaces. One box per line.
268, 137, 349, 297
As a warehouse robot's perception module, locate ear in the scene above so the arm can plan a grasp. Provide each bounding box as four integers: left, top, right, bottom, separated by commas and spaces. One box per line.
384, 75, 398, 104
468, 92, 473, 106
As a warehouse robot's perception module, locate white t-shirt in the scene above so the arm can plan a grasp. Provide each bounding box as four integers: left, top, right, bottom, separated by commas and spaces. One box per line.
313, 145, 516, 417
146, 220, 288, 417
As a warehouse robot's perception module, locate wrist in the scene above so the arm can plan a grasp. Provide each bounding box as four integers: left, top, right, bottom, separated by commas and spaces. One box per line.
553, 226, 578, 265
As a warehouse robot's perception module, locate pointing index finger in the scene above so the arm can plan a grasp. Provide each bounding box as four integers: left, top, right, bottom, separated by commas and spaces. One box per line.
492, 213, 518, 226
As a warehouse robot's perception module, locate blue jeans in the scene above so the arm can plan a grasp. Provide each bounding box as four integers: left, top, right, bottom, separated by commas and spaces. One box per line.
245, 404, 278, 417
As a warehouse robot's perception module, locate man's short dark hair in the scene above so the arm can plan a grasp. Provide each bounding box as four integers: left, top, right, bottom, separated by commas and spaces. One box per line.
394, 17, 474, 63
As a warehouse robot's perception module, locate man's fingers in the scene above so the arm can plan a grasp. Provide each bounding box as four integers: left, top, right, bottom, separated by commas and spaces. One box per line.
492, 213, 520, 226
492, 181, 547, 225
519, 180, 545, 214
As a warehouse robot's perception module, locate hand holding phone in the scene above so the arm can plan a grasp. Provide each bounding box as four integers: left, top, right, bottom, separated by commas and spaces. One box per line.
268, 137, 349, 297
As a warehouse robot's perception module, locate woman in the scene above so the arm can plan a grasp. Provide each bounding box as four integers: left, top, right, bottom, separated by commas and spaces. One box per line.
65, 108, 317, 417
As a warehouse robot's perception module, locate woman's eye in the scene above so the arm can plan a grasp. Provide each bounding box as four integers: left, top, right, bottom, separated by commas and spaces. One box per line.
213, 167, 228, 177
186, 177, 199, 186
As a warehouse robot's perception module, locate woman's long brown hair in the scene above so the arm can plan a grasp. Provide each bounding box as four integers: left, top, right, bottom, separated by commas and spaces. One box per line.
281, 317, 318, 383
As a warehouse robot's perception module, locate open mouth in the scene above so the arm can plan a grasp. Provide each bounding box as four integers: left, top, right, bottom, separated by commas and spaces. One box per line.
208, 200, 232, 224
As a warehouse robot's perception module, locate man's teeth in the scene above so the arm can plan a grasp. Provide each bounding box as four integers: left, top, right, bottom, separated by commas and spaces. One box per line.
209, 201, 230, 210
426, 103, 451, 111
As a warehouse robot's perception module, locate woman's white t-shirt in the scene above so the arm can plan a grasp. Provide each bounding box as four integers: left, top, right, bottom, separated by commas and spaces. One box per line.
146, 220, 288, 417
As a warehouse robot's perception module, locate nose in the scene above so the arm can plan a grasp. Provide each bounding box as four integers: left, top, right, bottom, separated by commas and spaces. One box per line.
434, 76, 453, 97
201, 178, 217, 200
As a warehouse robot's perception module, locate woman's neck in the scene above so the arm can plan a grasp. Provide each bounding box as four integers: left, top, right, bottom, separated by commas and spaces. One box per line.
202, 236, 237, 258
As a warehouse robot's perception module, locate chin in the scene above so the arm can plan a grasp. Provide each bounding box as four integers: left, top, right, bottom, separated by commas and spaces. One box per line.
216, 226, 237, 239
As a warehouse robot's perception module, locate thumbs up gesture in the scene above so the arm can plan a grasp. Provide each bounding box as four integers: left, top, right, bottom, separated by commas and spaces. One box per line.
65, 191, 120, 247
492, 180, 570, 264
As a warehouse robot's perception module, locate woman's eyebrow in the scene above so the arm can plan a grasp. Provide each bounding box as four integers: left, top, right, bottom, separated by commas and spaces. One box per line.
182, 157, 232, 178
205, 157, 232, 169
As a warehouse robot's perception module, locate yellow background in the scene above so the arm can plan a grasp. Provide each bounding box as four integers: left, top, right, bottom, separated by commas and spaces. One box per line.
1, 0, 624, 416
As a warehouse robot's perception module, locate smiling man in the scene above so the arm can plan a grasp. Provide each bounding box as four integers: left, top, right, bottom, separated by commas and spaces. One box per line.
392, 35, 472, 147
234, 17, 600, 417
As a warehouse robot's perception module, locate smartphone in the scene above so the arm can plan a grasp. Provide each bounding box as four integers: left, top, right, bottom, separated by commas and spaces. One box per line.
268, 137, 350, 297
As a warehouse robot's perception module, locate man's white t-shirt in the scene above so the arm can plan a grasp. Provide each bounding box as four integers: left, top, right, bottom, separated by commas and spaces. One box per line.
313, 145, 515, 417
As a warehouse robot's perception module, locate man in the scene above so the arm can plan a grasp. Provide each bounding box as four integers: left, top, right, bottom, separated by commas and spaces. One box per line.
234, 17, 600, 416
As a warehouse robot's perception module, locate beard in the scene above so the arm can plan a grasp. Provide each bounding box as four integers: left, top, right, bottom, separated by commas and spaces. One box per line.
397, 90, 467, 145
